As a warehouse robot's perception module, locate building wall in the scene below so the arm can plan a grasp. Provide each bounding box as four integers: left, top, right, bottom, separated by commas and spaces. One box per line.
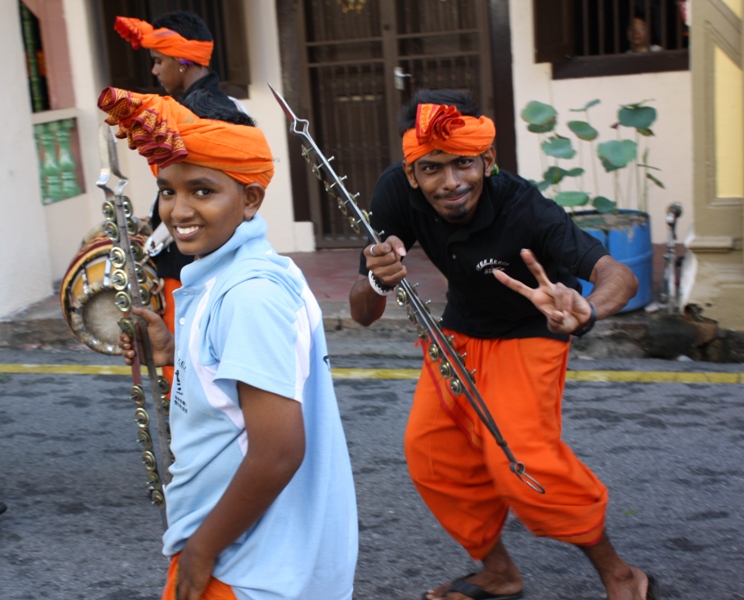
0, 0, 52, 318
685, 0, 744, 330
0, 0, 309, 319
510, 0, 694, 245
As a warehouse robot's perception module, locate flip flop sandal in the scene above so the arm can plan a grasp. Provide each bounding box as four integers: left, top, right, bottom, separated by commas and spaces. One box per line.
422, 573, 524, 600
646, 573, 660, 600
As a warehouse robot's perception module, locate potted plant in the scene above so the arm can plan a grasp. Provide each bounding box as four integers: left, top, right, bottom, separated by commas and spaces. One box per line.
520, 99, 664, 312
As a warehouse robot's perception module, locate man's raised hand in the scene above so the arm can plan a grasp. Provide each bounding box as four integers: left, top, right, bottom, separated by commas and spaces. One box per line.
493, 248, 593, 335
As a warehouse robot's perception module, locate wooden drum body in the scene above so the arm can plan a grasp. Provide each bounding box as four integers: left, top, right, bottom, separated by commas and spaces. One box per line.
60, 228, 163, 355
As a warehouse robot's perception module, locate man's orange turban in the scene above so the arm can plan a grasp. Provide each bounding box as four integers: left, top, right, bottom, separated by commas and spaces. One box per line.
98, 87, 274, 189
114, 16, 213, 67
402, 103, 495, 164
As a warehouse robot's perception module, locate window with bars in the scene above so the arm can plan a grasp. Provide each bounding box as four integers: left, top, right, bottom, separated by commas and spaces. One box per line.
97, 0, 249, 97
533, 0, 689, 79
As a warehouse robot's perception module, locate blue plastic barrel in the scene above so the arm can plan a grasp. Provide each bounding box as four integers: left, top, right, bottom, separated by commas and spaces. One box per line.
574, 210, 653, 313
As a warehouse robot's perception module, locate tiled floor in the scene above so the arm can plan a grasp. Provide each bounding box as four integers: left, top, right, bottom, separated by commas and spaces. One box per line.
287, 245, 448, 304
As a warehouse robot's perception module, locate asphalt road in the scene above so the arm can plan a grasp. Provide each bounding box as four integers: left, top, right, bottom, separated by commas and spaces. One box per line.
0, 337, 743, 599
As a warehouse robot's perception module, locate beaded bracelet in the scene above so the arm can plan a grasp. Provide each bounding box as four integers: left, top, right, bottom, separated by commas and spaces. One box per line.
368, 270, 394, 296
571, 302, 596, 337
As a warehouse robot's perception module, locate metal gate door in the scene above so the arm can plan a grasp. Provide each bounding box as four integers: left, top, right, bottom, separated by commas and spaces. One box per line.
299, 0, 494, 248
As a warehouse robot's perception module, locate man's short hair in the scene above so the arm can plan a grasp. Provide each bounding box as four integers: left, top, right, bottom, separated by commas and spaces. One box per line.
180, 89, 257, 127
152, 11, 212, 42
398, 89, 482, 136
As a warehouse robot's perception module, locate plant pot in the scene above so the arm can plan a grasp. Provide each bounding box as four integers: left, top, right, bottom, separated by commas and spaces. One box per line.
572, 210, 653, 313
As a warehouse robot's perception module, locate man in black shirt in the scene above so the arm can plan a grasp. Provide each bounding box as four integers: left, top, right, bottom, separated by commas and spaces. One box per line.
349, 90, 657, 600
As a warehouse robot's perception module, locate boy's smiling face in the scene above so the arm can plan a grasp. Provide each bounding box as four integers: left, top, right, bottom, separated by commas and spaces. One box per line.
157, 162, 264, 258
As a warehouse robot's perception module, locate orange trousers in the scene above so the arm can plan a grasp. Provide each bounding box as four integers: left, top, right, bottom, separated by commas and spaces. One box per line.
405, 334, 608, 561
162, 553, 237, 600
160, 277, 181, 390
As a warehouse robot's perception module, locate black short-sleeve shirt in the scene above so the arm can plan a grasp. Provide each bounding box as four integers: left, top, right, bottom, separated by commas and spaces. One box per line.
358, 163, 608, 340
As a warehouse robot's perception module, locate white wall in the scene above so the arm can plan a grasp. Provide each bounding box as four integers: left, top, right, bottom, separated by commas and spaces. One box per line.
237, 0, 313, 252
0, 1, 52, 318
510, 0, 693, 244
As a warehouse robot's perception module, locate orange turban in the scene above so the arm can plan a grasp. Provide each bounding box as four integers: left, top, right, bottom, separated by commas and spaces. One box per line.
402, 103, 495, 164
114, 16, 213, 67
98, 87, 274, 189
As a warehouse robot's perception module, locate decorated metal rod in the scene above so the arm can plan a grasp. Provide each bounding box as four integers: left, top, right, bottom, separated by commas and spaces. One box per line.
96, 125, 173, 527
269, 84, 544, 494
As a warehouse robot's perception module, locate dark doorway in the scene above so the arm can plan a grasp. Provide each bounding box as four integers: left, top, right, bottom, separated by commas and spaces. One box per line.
278, 0, 515, 248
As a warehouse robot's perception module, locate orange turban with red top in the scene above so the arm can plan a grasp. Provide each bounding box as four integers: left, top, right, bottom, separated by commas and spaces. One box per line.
98, 87, 274, 189
402, 103, 496, 164
114, 16, 213, 66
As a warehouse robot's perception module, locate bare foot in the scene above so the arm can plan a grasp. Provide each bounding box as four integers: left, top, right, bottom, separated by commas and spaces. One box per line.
604, 566, 653, 600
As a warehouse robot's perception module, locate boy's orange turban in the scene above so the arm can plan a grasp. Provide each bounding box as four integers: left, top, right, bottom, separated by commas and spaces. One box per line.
114, 16, 213, 67
98, 87, 274, 189
402, 103, 495, 164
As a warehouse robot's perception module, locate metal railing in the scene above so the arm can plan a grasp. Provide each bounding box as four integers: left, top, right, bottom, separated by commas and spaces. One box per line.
576, 0, 687, 56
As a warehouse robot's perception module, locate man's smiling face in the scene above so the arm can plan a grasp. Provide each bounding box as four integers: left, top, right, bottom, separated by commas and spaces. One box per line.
157, 162, 263, 258
403, 146, 495, 225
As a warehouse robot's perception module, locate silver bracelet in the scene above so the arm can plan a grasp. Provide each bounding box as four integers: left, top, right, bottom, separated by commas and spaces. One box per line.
368, 270, 394, 296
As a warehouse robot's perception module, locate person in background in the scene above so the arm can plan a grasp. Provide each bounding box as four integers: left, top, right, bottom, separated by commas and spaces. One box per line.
627, 15, 662, 53
114, 11, 253, 389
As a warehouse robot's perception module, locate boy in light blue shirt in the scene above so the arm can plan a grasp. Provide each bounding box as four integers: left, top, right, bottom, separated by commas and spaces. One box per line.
101, 86, 357, 600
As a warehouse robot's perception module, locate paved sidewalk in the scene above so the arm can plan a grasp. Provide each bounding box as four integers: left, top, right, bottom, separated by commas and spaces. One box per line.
2, 246, 743, 362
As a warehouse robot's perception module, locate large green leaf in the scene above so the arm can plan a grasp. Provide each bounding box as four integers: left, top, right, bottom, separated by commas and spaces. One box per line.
542, 136, 576, 159
618, 105, 657, 129
567, 120, 598, 141
592, 196, 616, 213
528, 122, 556, 133
597, 140, 637, 171
543, 166, 567, 184
555, 191, 590, 206
521, 101, 557, 126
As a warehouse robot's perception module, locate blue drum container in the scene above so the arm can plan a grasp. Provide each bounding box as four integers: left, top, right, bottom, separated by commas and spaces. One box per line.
574, 210, 653, 313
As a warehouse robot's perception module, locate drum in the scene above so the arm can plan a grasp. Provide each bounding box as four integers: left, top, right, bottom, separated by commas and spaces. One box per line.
60, 225, 164, 355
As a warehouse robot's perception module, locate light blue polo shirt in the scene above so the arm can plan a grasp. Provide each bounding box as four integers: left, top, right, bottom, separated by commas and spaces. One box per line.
163, 216, 357, 600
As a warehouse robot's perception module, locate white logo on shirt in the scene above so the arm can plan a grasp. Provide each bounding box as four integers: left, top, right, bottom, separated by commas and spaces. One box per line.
475, 258, 509, 274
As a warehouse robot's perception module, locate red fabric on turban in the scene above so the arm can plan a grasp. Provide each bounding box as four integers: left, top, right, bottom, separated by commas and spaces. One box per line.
98, 87, 274, 189
114, 16, 213, 66
402, 103, 496, 164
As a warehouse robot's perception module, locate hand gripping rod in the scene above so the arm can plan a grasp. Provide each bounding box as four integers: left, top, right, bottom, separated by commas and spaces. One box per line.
97, 125, 173, 527
269, 84, 544, 494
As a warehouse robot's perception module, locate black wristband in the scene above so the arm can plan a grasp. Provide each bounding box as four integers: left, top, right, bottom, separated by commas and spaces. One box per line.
571, 302, 596, 337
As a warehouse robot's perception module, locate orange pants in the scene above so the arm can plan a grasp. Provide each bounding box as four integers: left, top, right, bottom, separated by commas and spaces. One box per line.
405, 334, 608, 560
162, 554, 237, 600
160, 277, 181, 390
